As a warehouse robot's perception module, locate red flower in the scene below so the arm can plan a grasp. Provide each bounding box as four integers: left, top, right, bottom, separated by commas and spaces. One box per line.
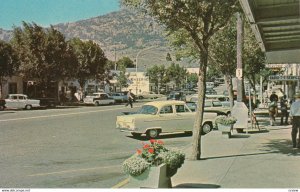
137, 149, 142, 155
148, 148, 154, 153
143, 144, 150, 149
150, 139, 156, 144
157, 140, 164, 145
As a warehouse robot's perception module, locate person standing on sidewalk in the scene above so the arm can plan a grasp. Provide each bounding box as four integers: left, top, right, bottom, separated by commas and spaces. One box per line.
289, 92, 300, 149
269, 91, 278, 126
280, 95, 289, 125
125, 89, 133, 108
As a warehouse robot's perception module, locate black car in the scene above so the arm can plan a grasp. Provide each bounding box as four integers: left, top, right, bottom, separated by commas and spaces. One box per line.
0, 99, 6, 110
167, 91, 186, 101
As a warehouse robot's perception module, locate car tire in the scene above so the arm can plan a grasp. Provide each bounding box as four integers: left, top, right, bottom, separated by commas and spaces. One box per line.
25, 105, 32, 110
146, 129, 159, 139
131, 133, 142, 137
0, 106, 5, 111
201, 122, 213, 135
94, 101, 100, 106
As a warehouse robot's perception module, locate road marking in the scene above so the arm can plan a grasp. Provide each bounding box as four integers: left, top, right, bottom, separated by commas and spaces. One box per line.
111, 178, 129, 188
28, 165, 121, 177
0, 106, 140, 122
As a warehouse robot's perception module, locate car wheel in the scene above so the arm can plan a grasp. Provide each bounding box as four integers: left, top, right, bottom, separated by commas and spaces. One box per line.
226, 111, 231, 116
131, 133, 142, 137
25, 105, 32, 110
0, 106, 4, 111
94, 101, 100, 106
146, 129, 159, 139
138, 96, 144, 100
201, 122, 213, 135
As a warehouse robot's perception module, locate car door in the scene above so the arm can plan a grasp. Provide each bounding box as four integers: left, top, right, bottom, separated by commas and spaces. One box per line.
174, 104, 194, 131
156, 105, 177, 133
18, 95, 26, 108
6, 95, 18, 108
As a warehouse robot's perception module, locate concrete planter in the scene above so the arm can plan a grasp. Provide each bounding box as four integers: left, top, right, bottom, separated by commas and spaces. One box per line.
218, 123, 234, 138
129, 163, 172, 188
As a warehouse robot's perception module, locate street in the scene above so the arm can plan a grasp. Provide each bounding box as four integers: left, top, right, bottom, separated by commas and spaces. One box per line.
0, 103, 192, 188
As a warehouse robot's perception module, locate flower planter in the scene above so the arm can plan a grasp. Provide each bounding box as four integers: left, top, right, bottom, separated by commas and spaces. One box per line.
218, 123, 234, 138
129, 163, 172, 188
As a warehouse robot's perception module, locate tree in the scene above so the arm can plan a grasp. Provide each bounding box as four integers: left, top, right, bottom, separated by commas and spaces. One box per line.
210, 17, 237, 108
11, 22, 75, 86
122, 0, 239, 160
166, 63, 187, 90
116, 56, 135, 69
116, 62, 129, 89
147, 64, 168, 93
69, 38, 108, 90
0, 40, 19, 97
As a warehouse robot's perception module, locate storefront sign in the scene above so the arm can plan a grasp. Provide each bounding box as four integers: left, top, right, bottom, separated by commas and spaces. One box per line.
269, 75, 300, 81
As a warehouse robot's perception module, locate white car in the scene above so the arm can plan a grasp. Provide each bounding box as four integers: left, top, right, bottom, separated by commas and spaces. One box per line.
83, 92, 115, 106
5, 94, 40, 110
137, 91, 164, 100
116, 100, 218, 138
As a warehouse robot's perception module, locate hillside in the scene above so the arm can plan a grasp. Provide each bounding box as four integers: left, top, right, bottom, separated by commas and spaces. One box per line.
0, 9, 195, 70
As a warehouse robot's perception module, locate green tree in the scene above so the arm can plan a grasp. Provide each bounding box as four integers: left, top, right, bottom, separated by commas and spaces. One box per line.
187, 73, 198, 89
10, 22, 76, 96
117, 62, 129, 89
116, 56, 135, 69
166, 63, 187, 90
0, 40, 19, 97
147, 64, 168, 93
122, 0, 239, 160
210, 17, 237, 108
69, 38, 108, 90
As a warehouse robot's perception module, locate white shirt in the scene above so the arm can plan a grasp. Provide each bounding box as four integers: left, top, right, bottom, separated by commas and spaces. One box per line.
290, 99, 300, 117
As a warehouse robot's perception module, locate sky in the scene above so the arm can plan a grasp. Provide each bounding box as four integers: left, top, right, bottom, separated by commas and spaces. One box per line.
0, 0, 121, 30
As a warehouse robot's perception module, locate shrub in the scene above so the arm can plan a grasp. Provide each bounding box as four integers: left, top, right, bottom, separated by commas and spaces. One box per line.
215, 115, 237, 125
122, 156, 150, 176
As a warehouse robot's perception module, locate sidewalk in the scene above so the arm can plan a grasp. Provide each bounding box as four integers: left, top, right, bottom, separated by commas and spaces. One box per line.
122, 116, 300, 188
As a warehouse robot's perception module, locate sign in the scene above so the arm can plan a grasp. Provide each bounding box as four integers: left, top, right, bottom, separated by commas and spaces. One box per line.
236, 68, 243, 79
269, 75, 300, 81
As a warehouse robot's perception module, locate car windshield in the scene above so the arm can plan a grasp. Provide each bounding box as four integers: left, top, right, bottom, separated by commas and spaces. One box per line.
137, 105, 158, 115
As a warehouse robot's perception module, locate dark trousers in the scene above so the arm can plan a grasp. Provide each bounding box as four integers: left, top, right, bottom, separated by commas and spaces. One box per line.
281, 110, 289, 124
291, 116, 300, 148
126, 99, 133, 108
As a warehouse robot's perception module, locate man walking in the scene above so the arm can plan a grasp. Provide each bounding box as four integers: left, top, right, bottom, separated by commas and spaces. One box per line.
125, 89, 133, 108
280, 95, 289, 125
289, 92, 300, 149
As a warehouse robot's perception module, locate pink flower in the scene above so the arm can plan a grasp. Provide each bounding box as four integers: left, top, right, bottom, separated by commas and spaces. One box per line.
157, 140, 164, 145
137, 149, 142, 155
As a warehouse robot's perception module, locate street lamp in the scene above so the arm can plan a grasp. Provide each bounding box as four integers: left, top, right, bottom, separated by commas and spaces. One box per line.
135, 46, 157, 94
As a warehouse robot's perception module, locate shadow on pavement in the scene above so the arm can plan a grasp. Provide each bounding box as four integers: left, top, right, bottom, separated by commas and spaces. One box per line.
127, 132, 193, 141
230, 134, 251, 138
173, 183, 220, 188
261, 139, 300, 156
201, 151, 275, 160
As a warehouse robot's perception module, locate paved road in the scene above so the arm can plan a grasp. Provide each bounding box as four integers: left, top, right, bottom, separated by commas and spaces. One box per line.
0, 103, 192, 188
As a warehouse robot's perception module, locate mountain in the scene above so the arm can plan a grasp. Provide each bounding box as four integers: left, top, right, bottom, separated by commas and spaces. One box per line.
0, 9, 195, 70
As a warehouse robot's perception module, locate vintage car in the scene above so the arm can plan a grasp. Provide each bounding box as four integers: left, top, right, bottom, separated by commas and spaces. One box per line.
5, 94, 40, 110
116, 100, 218, 138
188, 98, 231, 115
83, 92, 115, 106
109, 92, 128, 103
137, 91, 164, 100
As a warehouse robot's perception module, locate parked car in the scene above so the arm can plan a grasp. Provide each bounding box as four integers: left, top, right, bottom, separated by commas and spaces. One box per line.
5, 94, 40, 110
109, 92, 128, 103
83, 92, 115, 106
116, 100, 218, 138
206, 88, 217, 95
206, 82, 215, 89
167, 91, 186, 101
137, 91, 164, 100
188, 98, 231, 115
0, 99, 6, 110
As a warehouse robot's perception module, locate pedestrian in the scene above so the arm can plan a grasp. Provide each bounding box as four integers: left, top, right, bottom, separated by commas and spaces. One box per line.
289, 92, 300, 149
268, 91, 278, 126
280, 95, 289, 125
125, 89, 133, 108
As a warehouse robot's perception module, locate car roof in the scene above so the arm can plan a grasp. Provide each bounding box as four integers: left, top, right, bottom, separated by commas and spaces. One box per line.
9, 94, 27, 96
144, 100, 186, 108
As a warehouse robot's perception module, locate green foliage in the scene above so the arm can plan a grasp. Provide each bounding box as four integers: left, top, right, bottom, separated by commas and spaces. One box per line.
68, 38, 108, 88
122, 140, 185, 177
116, 61, 129, 88
166, 63, 187, 89
146, 64, 168, 91
116, 56, 135, 69
0, 40, 19, 78
215, 115, 237, 125
11, 22, 75, 83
